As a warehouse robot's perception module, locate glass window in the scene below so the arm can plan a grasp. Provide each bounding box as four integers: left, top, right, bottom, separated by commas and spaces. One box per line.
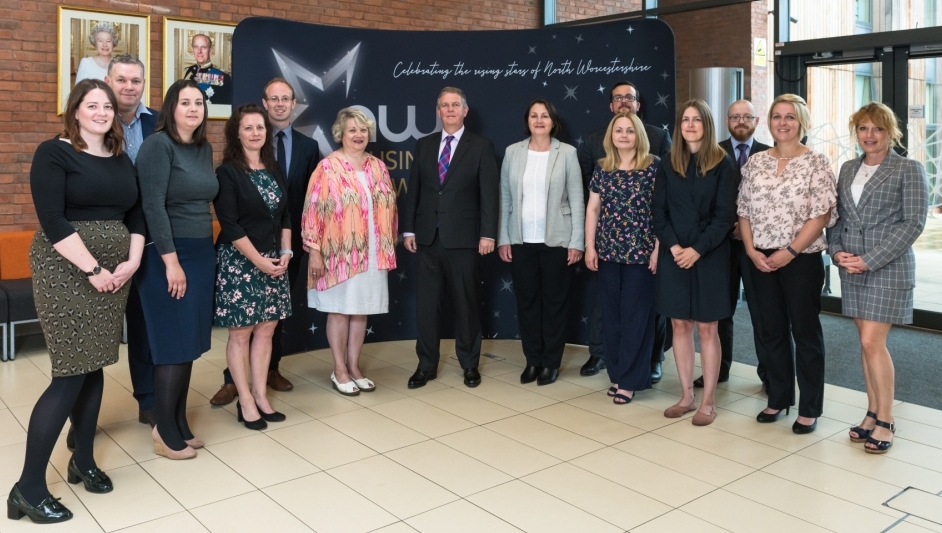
787, 0, 942, 41
855, 0, 872, 24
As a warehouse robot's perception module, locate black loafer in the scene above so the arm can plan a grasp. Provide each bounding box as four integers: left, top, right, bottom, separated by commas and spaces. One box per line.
694, 375, 729, 388
520, 366, 540, 384
66, 425, 75, 451
139, 408, 157, 427
580, 356, 605, 376
6, 483, 73, 524
792, 419, 817, 434
537, 368, 558, 386
650, 362, 663, 384
67, 457, 113, 493
408, 368, 437, 389
756, 407, 789, 423
463, 368, 481, 388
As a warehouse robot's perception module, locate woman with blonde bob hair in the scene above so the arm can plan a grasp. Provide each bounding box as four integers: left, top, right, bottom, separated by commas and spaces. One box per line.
585, 111, 660, 404
830, 102, 927, 453
301, 107, 398, 396
653, 99, 738, 425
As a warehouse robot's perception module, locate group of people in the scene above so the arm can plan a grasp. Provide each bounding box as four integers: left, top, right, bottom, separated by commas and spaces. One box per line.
8, 54, 927, 524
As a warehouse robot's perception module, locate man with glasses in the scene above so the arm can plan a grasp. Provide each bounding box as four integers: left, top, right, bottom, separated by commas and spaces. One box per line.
576, 81, 671, 383
210, 77, 320, 405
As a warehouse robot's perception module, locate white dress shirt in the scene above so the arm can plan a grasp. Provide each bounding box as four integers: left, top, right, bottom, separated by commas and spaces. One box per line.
521, 150, 549, 243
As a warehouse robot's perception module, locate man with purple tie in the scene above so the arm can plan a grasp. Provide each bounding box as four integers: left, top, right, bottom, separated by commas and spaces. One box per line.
401, 87, 499, 389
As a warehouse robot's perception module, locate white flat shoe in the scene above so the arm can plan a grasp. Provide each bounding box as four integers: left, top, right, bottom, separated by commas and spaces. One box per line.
331, 372, 360, 396
352, 377, 375, 392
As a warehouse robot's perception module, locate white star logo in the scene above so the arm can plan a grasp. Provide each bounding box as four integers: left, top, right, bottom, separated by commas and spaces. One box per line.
575, 34, 584, 44
528, 45, 537, 54
564, 85, 578, 101
586, 109, 591, 114
366, 326, 374, 335
575, 266, 582, 273
597, 85, 604, 93
397, 271, 407, 281
500, 279, 514, 292
662, 124, 669, 130
661, 70, 670, 80
493, 311, 500, 318
309, 324, 318, 334
627, 25, 634, 34
656, 93, 669, 107
542, 81, 548, 87
580, 316, 588, 324
575, 136, 584, 146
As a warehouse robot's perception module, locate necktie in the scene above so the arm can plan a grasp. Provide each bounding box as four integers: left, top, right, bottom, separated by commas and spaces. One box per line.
276, 131, 287, 178
438, 135, 455, 184
737, 143, 749, 168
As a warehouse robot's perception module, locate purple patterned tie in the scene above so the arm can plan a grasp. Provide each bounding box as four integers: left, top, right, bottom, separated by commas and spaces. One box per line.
737, 143, 749, 168
439, 135, 455, 184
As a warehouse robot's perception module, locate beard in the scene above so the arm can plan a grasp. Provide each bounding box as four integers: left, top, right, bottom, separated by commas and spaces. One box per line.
730, 125, 756, 142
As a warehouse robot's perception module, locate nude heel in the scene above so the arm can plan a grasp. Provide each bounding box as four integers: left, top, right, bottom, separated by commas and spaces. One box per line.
152, 426, 196, 460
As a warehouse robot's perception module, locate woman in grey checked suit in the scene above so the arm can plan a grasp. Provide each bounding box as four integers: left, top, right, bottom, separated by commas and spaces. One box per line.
830, 102, 928, 454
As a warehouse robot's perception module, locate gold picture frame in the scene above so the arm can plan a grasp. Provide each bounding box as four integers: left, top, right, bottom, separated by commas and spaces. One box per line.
163, 17, 237, 120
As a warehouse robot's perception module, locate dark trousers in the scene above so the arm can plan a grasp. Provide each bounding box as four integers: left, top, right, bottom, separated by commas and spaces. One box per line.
511, 243, 571, 369
589, 277, 667, 364
415, 232, 482, 371
717, 239, 769, 382
599, 262, 655, 391
126, 280, 155, 410
749, 250, 825, 418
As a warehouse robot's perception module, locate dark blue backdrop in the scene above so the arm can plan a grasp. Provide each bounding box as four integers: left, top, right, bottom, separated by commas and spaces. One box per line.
231, 17, 676, 355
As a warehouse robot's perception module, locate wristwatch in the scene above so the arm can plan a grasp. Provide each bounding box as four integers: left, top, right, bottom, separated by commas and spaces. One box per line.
85, 265, 101, 277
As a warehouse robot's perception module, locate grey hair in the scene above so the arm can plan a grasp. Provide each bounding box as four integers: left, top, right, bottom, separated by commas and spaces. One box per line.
331, 107, 375, 143
192, 33, 213, 49
107, 53, 145, 77
437, 87, 468, 108
88, 22, 119, 47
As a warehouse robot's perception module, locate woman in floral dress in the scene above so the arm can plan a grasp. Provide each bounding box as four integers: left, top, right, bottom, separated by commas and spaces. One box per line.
213, 104, 292, 430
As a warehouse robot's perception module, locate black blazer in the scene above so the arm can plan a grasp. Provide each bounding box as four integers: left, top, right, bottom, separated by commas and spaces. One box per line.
213, 162, 291, 254
719, 137, 770, 184
284, 129, 320, 252
401, 130, 499, 249
141, 109, 159, 138
578, 122, 672, 189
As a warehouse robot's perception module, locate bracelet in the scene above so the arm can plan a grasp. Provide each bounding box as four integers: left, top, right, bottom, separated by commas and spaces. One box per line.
785, 246, 799, 257
280, 249, 294, 257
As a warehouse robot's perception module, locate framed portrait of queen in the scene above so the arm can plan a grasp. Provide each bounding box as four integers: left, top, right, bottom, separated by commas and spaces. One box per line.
163, 17, 237, 120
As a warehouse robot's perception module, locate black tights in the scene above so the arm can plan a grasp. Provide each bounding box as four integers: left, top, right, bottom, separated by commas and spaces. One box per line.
18, 370, 104, 506
154, 362, 194, 451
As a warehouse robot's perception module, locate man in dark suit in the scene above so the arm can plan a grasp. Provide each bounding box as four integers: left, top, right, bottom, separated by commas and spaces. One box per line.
695, 99, 772, 389
183, 34, 233, 105
210, 77, 320, 405
576, 81, 672, 383
401, 87, 499, 389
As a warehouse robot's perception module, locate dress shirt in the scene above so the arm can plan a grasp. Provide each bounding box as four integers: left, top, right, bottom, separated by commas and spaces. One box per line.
272, 124, 294, 175
120, 102, 152, 164
730, 137, 754, 155
521, 150, 549, 243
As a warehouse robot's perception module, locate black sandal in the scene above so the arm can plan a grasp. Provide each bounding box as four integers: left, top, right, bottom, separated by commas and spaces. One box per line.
613, 393, 632, 405
849, 410, 877, 443
864, 419, 896, 454
607, 386, 617, 397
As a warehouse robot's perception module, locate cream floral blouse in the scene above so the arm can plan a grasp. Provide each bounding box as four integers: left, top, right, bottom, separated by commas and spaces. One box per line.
738, 150, 838, 253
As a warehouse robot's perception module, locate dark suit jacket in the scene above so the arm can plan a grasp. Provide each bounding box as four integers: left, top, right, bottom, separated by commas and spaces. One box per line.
578, 122, 672, 189
401, 130, 499, 249
284, 129, 320, 253
719, 137, 770, 184
213, 162, 291, 254
141, 108, 159, 138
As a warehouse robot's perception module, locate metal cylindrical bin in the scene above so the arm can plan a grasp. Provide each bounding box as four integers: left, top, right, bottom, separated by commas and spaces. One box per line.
689, 68, 744, 141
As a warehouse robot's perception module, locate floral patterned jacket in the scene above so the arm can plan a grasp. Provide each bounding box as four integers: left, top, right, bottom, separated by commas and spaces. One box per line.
301, 152, 398, 291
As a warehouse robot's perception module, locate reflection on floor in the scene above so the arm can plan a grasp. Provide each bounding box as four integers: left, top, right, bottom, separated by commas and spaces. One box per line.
2, 330, 942, 532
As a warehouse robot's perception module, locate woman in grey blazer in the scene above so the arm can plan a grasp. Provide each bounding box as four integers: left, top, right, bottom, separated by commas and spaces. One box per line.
830, 102, 928, 454
498, 99, 584, 386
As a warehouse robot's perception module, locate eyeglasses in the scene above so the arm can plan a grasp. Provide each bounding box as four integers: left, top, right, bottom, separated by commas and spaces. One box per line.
266, 96, 293, 104
612, 95, 637, 103
728, 114, 756, 122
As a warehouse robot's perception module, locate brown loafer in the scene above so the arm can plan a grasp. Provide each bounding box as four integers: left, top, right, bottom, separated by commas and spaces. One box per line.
267, 369, 293, 392
209, 384, 238, 406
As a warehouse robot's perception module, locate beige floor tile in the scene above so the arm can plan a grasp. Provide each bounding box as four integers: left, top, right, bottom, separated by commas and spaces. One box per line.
320, 408, 427, 453
414, 388, 518, 425
897, 421, 942, 450
726, 361, 763, 382
707, 409, 828, 453
0, 442, 62, 498
484, 414, 604, 460
527, 403, 645, 445
556, 365, 613, 391
328, 455, 459, 519
653, 419, 790, 469
797, 439, 942, 492
565, 393, 676, 431
477, 361, 527, 377
522, 463, 671, 530
183, 404, 265, 447
570, 447, 715, 507
370, 398, 476, 438
460, 378, 558, 412
890, 521, 942, 533
189, 490, 313, 532
629, 509, 730, 533
71, 464, 184, 532
615, 432, 754, 486
315, 379, 413, 407
0, 373, 49, 408
436, 427, 560, 477
824, 383, 872, 409
826, 430, 942, 474
904, 515, 942, 533
187, 371, 231, 403
49, 430, 135, 481
139, 452, 255, 509
0, 407, 27, 447
3, 481, 103, 533
716, 375, 765, 396
821, 398, 874, 425
359, 364, 451, 396
205, 433, 319, 488
95, 387, 141, 427
467, 479, 622, 533
266, 419, 377, 469
115, 511, 209, 532
680, 489, 832, 533
275, 354, 337, 383
721, 397, 856, 437
371, 523, 420, 533
492, 372, 597, 402
100, 419, 160, 463
385, 440, 512, 497
406, 499, 524, 533
310, 351, 391, 372
725, 471, 901, 532
895, 402, 942, 429
360, 341, 423, 366
263, 473, 397, 533
629, 388, 688, 412
267, 382, 364, 419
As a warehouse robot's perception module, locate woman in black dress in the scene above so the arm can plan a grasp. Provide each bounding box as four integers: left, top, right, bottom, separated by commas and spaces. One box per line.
8, 79, 145, 524
653, 99, 737, 426
213, 104, 292, 430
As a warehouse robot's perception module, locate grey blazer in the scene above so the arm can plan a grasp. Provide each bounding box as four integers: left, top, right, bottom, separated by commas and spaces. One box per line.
498, 137, 585, 250
828, 150, 928, 289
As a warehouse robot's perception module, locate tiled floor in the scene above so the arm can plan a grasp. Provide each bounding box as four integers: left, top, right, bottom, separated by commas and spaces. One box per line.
2, 329, 942, 532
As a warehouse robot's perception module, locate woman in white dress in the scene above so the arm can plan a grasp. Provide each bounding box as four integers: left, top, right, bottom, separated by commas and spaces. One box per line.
301, 108, 398, 396
75, 22, 118, 84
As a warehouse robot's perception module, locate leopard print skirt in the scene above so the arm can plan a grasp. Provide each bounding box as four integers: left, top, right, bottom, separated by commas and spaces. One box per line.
30, 221, 131, 376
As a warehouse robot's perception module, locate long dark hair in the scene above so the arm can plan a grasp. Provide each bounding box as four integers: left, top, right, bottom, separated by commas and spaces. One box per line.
62, 79, 124, 155
670, 99, 726, 176
155, 79, 208, 146
223, 104, 278, 174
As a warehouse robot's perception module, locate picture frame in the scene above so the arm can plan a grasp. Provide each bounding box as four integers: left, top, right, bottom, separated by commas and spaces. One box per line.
57, 6, 150, 114
163, 17, 237, 120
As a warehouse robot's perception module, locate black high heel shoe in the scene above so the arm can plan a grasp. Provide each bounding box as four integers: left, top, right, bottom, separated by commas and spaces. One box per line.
865, 419, 896, 454
792, 418, 817, 434
255, 402, 286, 422
756, 407, 789, 423
236, 402, 267, 431
6, 484, 72, 524
67, 456, 113, 493
849, 410, 877, 443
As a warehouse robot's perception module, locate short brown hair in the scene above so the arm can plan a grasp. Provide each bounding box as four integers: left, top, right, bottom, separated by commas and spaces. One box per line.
263, 77, 295, 100
523, 98, 561, 137
849, 101, 904, 150
61, 79, 124, 156
155, 79, 208, 146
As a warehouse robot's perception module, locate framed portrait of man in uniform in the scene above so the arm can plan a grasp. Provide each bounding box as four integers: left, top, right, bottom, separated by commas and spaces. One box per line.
163, 17, 236, 120
57, 6, 150, 114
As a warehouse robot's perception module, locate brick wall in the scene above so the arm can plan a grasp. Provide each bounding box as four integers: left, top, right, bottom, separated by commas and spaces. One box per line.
556, 0, 643, 23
